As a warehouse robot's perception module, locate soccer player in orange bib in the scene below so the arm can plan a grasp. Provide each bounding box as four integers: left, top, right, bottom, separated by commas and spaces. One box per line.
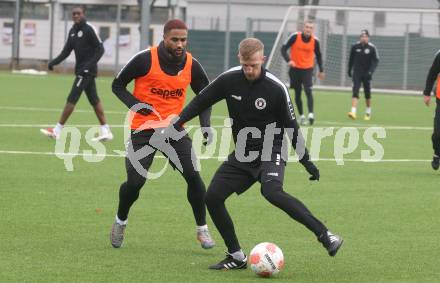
281, 20, 325, 125
109, 19, 215, 249
423, 50, 440, 170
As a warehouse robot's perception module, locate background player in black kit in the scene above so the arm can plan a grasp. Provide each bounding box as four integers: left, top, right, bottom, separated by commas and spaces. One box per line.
173, 38, 343, 270
347, 30, 379, 121
40, 6, 113, 142
423, 50, 440, 170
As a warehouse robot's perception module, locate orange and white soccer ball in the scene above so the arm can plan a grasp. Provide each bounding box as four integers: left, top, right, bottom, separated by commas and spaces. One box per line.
249, 242, 284, 277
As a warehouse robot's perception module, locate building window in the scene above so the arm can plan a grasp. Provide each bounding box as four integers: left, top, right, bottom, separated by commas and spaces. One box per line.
121, 6, 140, 23
374, 12, 386, 28
99, 26, 110, 42
2, 22, 14, 45
119, 27, 131, 47
62, 4, 170, 24
0, 2, 14, 18
22, 3, 49, 20
335, 10, 346, 26
62, 4, 117, 22
151, 7, 169, 24
0, 2, 48, 20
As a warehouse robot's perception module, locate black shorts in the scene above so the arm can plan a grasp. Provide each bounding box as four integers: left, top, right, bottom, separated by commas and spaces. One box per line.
288, 68, 313, 89
67, 75, 100, 106
210, 151, 286, 195
125, 129, 200, 179
352, 72, 372, 99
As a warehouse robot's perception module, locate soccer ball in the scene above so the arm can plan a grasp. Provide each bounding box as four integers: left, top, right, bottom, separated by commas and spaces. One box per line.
249, 242, 284, 277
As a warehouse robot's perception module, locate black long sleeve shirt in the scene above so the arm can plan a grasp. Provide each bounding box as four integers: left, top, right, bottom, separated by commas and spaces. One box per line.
179, 66, 309, 160
424, 50, 440, 96
348, 42, 379, 75
50, 19, 104, 76
281, 32, 324, 72
112, 42, 211, 127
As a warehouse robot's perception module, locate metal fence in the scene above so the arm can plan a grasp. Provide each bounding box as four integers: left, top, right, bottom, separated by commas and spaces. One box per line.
0, 1, 278, 79
4, 2, 440, 91
267, 6, 440, 92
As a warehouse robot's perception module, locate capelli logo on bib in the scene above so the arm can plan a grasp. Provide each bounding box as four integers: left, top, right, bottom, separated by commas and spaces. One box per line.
151, 87, 184, 99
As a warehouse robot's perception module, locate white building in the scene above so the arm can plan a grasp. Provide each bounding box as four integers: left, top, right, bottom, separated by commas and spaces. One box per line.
1, 0, 439, 72
0, 0, 187, 70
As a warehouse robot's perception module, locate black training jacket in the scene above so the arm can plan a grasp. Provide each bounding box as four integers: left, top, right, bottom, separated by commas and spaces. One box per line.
348, 42, 379, 75
179, 66, 308, 159
51, 19, 104, 76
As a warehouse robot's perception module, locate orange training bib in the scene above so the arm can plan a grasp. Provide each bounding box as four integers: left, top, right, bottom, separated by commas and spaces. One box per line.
290, 32, 316, 69
131, 46, 192, 130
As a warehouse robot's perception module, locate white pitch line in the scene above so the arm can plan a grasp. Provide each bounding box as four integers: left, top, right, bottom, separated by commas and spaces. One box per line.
0, 105, 432, 129
0, 106, 226, 120
318, 158, 430, 162
0, 124, 126, 128
0, 106, 126, 114
0, 150, 123, 158
0, 124, 227, 128
316, 121, 432, 130
0, 150, 431, 162
0, 123, 432, 130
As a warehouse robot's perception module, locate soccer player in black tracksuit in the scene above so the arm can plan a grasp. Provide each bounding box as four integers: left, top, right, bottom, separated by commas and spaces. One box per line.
40, 6, 113, 142
347, 30, 379, 121
423, 50, 440, 170
172, 38, 343, 270
281, 21, 325, 126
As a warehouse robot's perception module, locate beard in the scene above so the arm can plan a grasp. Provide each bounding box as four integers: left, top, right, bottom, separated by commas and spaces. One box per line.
166, 46, 186, 63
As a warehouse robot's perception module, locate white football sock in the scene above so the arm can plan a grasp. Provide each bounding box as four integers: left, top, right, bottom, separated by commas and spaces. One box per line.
366, 107, 372, 115
308, 112, 314, 119
115, 215, 127, 225
351, 107, 357, 114
54, 123, 63, 135
100, 124, 110, 135
230, 250, 246, 261
196, 224, 208, 232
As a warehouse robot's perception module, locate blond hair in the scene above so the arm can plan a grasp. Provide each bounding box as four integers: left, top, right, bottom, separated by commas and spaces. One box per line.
238, 38, 264, 60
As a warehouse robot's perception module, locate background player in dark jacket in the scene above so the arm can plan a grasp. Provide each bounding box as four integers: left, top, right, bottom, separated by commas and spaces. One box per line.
423, 50, 440, 170
347, 30, 379, 121
281, 21, 325, 125
40, 6, 112, 141
174, 38, 343, 270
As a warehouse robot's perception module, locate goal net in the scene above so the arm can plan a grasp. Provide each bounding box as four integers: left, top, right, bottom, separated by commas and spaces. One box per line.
267, 6, 440, 94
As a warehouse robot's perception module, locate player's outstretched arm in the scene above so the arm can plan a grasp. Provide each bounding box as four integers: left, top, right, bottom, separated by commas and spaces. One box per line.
111, 51, 152, 115
314, 38, 324, 74
286, 117, 320, 181
178, 74, 227, 125
423, 51, 440, 104
190, 58, 213, 145
167, 76, 225, 143
368, 45, 379, 76
48, 31, 74, 70
82, 25, 104, 74
347, 45, 355, 77
279, 85, 319, 181
280, 33, 297, 63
